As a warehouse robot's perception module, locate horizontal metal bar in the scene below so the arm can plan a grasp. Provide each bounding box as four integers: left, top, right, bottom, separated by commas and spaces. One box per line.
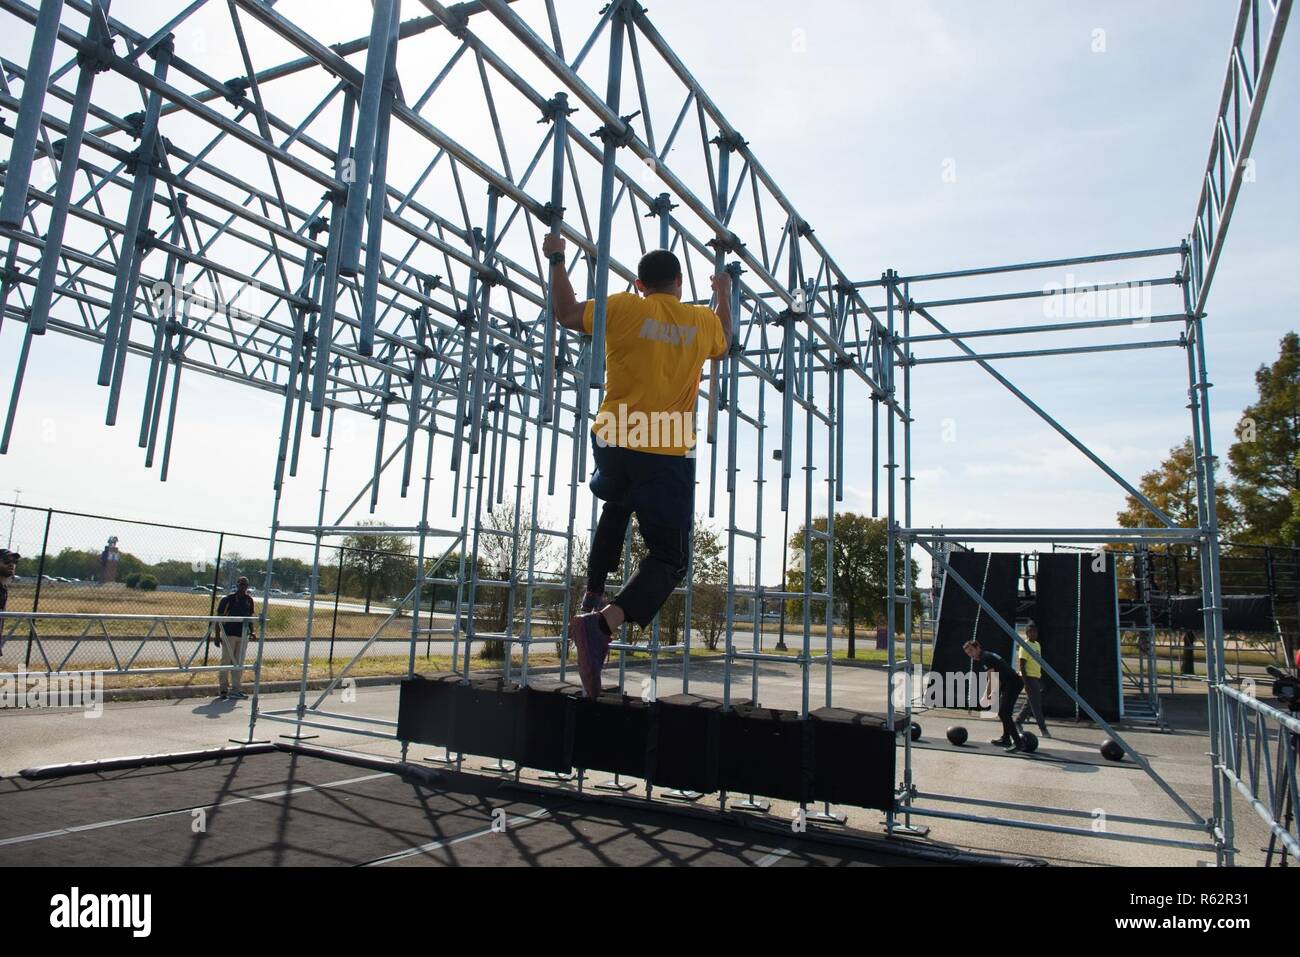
0, 612, 253, 622
905, 313, 1187, 344
0, 665, 239, 678
902, 803, 1216, 851
855, 246, 1184, 287
911, 339, 1184, 365
730, 651, 827, 664
274, 525, 461, 536
1218, 764, 1300, 858
1220, 682, 1300, 734
912, 791, 1207, 831
299, 708, 399, 728
913, 276, 1180, 311
901, 527, 1202, 541
255, 712, 401, 742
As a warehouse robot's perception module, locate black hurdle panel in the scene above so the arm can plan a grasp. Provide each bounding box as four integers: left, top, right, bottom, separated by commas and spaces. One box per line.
647, 693, 729, 794
451, 676, 522, 761
396, 672, 461, 747
720, 704, 813, 803
809, 707, 900, 811
515, 678, 582, 774
573, 691, 655, 778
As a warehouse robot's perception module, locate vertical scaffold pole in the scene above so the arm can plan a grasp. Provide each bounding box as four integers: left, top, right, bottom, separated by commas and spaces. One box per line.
0, 0, 64, 229
101, 38, 173, 426
339, 0, 398, 278
1183, 260, 1232, 863
540, 93, 569, 424
706, 134, 732, 518
357, 0, 401, 357
900, 277, 917, 831
720, 260, 742, 710
293, 397, 336, 731
29, 12, 110, 335
883, 269, 899, 833
310, 91, 357, 436
586, 0, 627, 389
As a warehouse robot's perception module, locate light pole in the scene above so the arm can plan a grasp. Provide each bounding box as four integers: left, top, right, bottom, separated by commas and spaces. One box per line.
6, 489, 20, 550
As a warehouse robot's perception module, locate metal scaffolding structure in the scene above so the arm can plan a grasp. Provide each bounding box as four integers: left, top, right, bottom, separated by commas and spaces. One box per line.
0, 0, 1293, 864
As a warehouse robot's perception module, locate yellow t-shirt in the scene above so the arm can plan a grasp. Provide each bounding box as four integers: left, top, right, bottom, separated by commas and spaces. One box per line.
583, 291, 726, 456
1018, 638, 1043, 679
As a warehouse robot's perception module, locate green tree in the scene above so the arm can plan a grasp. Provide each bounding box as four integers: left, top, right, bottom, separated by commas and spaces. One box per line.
787, 513, 920, 658
1227, 332, 1300, 545
627, 518, 725, 646
1116, 438, 1236, 533
339, 524, 414, 613
472, 500, 559, 660
43, 548, 102, 581
1280, 451, 1300, 544
1113, 438, 1238, 599
150, 559, 207, 587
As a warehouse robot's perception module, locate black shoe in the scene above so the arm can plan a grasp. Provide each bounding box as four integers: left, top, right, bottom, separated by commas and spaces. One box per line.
1004, 742, 1023, 753
1041, 728, 1052, 738
990, 737, 1010, 746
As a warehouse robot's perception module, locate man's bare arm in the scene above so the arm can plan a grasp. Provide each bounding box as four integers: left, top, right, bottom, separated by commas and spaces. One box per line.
711, 271, 733, 358
541, 234, 588, 331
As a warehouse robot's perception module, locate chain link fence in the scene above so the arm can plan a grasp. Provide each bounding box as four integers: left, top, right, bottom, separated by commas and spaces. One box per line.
0, 501, 461, 689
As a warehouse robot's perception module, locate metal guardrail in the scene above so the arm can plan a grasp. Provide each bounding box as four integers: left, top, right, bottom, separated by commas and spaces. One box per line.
1217, 682, 1300, 861
0, 611, 255, 678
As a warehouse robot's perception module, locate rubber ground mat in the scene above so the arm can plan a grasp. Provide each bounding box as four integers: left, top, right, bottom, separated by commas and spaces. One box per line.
0, 751, 1040, 867
0, 752, 354, 841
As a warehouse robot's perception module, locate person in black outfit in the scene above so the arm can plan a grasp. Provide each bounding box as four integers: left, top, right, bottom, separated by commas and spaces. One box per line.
215, 576, 255, 701
0, 548, 17, 613
0, 548, 18, 657
963, 638, 1025, 752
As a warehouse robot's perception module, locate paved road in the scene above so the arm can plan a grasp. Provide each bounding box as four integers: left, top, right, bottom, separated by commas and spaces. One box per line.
0, 657, 1268, 867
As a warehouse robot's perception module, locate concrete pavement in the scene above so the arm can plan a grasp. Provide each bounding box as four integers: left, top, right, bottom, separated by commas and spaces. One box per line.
0, 656, 1273, 866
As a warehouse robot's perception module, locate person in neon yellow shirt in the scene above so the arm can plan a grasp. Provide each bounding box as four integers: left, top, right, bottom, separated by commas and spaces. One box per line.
1016, 621, 1051, 737
543, 233, 732, 697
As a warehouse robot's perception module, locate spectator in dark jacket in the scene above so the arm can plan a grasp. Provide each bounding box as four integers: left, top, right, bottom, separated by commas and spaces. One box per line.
0, 548, 17, 612
0, 549, 18, 656
215, 577, 255, 701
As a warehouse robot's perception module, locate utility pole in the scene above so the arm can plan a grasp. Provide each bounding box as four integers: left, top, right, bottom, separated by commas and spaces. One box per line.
6, 489, 20, 550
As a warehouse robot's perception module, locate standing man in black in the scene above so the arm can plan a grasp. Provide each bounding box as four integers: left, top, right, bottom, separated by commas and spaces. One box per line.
0, 548, 17, 612
215, 576, 255, 701
963, 638, 1025, 752
0, 549, 18, 657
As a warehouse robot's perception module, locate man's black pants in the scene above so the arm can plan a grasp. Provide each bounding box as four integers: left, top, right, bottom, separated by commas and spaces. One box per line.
586, 436, 693, 627
998, 673, 1025, 745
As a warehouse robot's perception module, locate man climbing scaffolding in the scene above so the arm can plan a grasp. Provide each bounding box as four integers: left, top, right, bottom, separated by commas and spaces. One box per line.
541, 233, 732, 697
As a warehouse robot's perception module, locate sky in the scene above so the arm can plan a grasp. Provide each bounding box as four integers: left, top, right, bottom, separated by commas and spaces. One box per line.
0, 0, 1296, 586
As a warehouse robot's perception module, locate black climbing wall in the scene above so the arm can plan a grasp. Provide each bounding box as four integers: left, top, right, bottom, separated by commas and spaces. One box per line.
929, 551, 1021, 708
1033, 552, 1119, 722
